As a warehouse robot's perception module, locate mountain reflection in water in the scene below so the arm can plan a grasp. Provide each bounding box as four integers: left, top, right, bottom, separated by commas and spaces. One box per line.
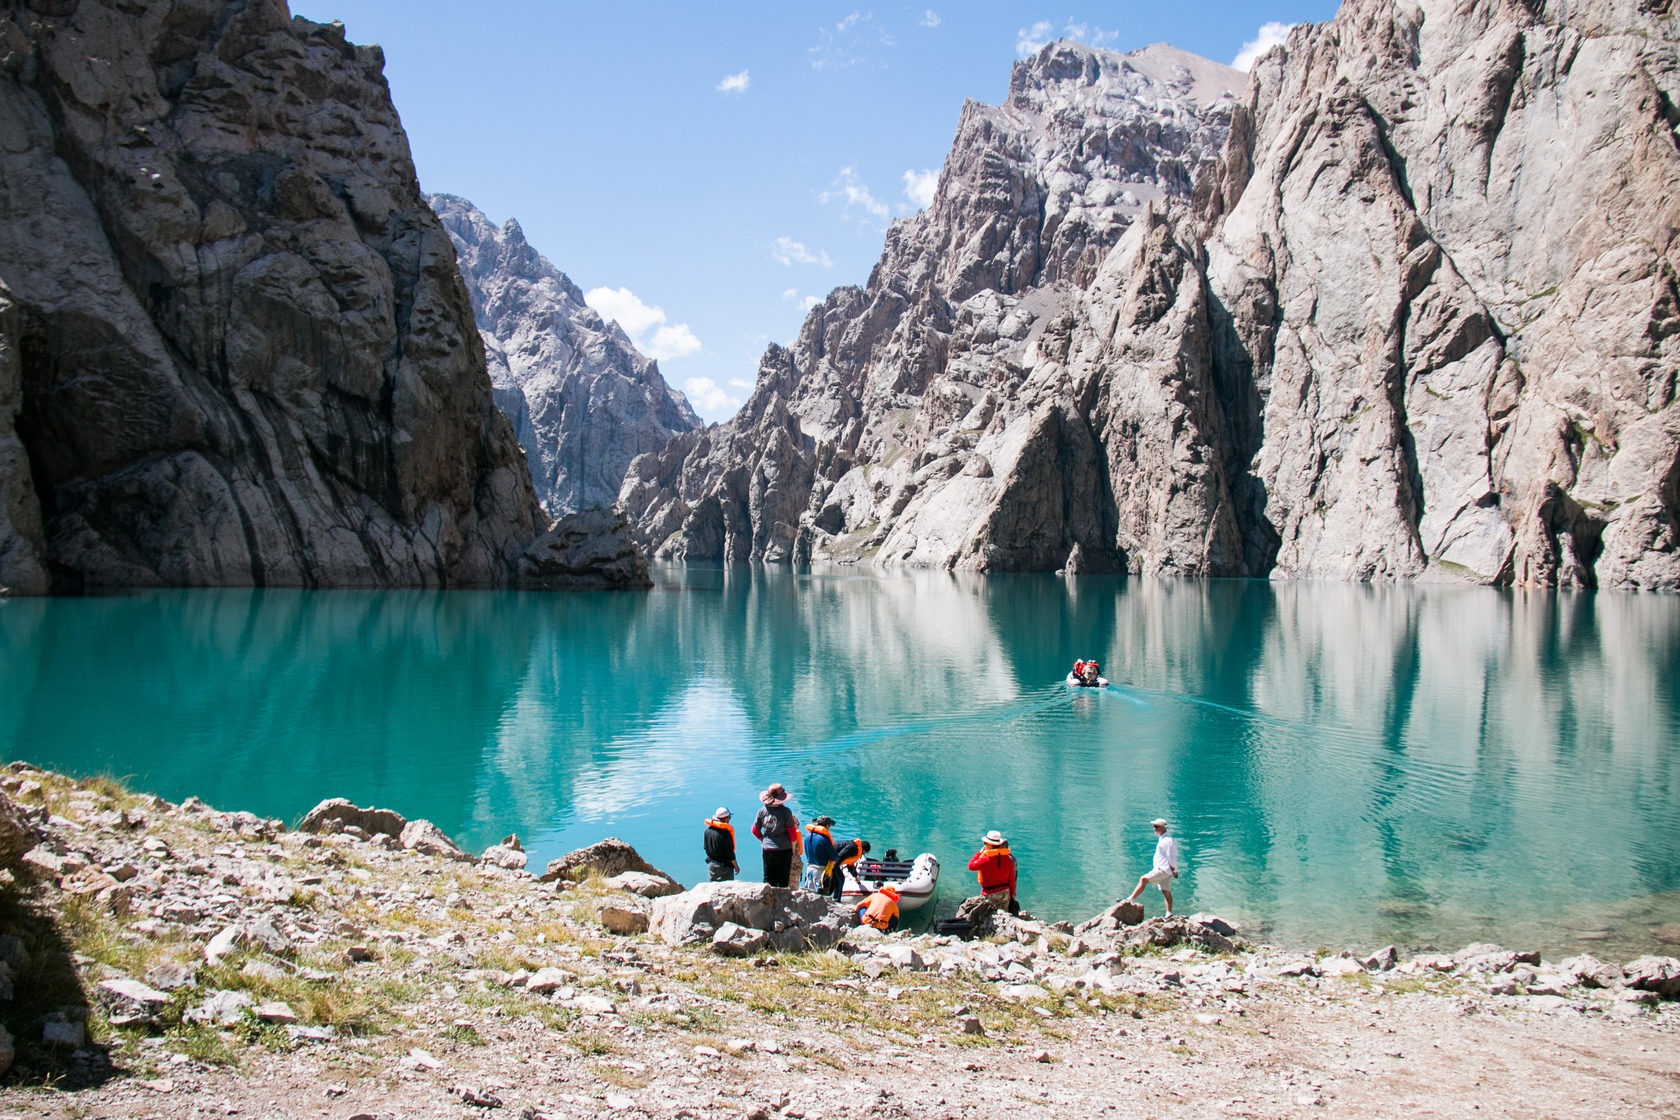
2, 568, 1677, 957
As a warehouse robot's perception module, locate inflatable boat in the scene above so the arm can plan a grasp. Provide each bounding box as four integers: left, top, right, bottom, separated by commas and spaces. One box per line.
839, 852, 940, 911
1066, 672, 1109, 688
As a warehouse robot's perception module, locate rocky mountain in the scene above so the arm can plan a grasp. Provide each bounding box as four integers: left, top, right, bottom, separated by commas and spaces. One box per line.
624, 7, 1680, 591
429, 194, 699, 518
0, 1, 644, 593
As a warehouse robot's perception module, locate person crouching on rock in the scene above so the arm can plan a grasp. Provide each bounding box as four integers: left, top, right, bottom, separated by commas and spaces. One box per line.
703, 807, 738, 881
752, 783, 797, 887
856, 882, 901, 932
968, 829, 1019, 915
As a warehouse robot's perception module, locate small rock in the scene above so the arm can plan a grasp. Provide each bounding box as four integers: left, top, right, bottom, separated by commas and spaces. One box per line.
712, 921, 771, 958
1032, 1049, 1052, 1063
454, 1084, 504, 1108
42, 1015, 85, 1047
95, 978, 170, 1027
1361, 945, 1398, 971
255, 1001, 298, 1024
957, 1016, 984, 1035
144, 962, 196, 991
241, 960, 287, 984
186, 990, 254, 1026
599, 905, 650, 935
603, 870, 682, 898
204, 925, 242, 964
405, 1047, 443, 1070
525, 967, 575, 995
345, 945, 375, 963
479, 844, 528, 871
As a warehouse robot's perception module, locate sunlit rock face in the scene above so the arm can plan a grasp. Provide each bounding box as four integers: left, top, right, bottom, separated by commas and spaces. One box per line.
0, 2, 642, 591
430, 194, 699, 518
628, 6, 1680, 590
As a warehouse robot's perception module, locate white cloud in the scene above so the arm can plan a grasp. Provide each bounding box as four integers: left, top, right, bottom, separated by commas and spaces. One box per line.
770, 236, 833, 268
1016, 20, 1052, 56
584, 286, 703, 362
801, 295, 821, 311
681, 376, 744, 420
1233, 21, 1295, 71
782, 287, 800, 301
819, 166, 890, 225
811, 10, 894, 70
715, 69, 750, 94
921, 10, 941, 28
902, 168, 938, 210
1017, 19, 1119, 57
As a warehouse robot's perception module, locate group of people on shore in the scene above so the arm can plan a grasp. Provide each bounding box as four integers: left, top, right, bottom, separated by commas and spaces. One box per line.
704, 782, 1182, 929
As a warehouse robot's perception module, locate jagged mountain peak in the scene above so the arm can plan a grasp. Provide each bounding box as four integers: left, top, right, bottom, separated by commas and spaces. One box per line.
430, 193, 699, 518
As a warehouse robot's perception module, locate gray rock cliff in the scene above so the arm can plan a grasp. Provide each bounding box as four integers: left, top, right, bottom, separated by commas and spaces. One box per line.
626, 9, 1680, 590
0, 0, 645, 591
430, 193, 699, 518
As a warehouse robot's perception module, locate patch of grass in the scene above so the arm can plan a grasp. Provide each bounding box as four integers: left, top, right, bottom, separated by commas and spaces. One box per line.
441, 1021, 484, 1047
168, 1022, 239, 1067
565, 1030, 619, 1056
232, 1013, 293, 1052
590, 1062, 649, 1089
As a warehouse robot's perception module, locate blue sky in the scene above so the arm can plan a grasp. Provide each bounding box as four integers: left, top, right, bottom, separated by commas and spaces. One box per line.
290, 2, 1342, 421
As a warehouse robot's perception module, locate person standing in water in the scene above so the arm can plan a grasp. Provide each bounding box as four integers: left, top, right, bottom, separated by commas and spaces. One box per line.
1123, 817, 1180, 918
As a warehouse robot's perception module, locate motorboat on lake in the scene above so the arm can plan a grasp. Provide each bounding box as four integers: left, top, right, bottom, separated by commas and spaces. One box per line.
1068, 658, 1108, 688
839, 851, 940, 911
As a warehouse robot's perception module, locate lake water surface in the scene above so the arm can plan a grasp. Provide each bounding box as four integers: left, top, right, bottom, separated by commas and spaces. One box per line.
3, 567, 1678, 958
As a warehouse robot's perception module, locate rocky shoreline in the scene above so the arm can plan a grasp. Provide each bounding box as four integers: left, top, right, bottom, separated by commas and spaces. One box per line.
0, 764, 1675, 1119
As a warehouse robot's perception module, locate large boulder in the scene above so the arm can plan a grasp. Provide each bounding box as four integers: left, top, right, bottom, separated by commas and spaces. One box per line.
1623, 956, 1680, 998
541, 838, 677, 887
297, 799, 407, 839
603, 871, 683, 898
398, 820, 471, 862
1074, 900, 1145, 937
651, 882, 854, 954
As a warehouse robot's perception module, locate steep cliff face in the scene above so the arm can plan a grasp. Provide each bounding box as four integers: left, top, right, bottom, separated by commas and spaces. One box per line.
0, 0, 644, 591
430, 194, 699, 518
627, 7, 1680, 590
621, 42, 1246, 569
1197, 0, 1680, 588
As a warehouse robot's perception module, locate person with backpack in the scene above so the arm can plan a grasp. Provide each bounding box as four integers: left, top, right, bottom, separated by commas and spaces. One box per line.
750, 783, 798, 887
702, 807, 738, 881
802, 816, 838, 891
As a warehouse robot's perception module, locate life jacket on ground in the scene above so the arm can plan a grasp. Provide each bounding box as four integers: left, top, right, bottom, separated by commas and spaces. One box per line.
967, 846, 1016, 895
860, 887, 900, 929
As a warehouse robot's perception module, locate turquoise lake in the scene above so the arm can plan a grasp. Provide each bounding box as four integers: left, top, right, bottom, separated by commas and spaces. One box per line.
3, 567, 1678, 958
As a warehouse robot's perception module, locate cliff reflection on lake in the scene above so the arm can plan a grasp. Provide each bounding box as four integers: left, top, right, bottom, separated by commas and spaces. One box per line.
2, 569, 1676, 956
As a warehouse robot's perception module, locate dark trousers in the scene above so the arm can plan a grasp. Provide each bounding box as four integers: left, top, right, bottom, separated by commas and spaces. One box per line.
707, 860, 734, 882
762, 847, 793, 887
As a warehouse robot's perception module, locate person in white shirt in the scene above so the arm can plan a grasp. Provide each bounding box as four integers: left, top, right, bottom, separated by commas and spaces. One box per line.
1123, 817, 1180, 918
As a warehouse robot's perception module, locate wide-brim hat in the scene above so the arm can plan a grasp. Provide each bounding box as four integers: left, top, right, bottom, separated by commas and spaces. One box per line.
1151, 818, 1168, 828
982, 830, 1006, 845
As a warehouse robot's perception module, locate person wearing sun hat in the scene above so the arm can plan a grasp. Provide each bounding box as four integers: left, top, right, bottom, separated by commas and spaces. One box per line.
702, 806, 738, 881
1123, 817, 1180, 918
966, 829, 1017, 911
750, 782, 798, 887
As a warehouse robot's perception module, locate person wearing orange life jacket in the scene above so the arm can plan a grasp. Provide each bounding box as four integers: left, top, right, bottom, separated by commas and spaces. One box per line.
702, 807, 738, 882
856, 882, 901, 932
801, 816, 838, 892
830, 837, 870, 900
967, 829, 1019, 914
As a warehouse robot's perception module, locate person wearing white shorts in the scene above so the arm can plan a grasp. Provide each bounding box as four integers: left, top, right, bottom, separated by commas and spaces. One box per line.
1123, 818, 1180, 917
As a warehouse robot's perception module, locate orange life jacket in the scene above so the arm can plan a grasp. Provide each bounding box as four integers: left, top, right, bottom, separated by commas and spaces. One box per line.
969, 846, 1015, 894
705, 818, 735, 842
862, 890, 900, 929
838, 839, 865, 868
805, 824, 833, 840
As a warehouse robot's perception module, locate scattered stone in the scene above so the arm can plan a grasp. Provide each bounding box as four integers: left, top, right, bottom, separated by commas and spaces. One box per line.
298, 798, 408, 839
42, 1013, 85, 1047
599, 905, 651, 935
1318, 957, 1366, 978
1622, 955, 1680, 998
95, 978, 170, 1027
241, 960, 287, 984
405, 1047, 443, 1071
957, 1015, 984, 1035
479, 843, 528, 871
1361, 945, 1398, 971
541, 838, 678, 886
399, 819, 472, 862
1559, 954, 1622, 989
1032, 1049, 1052, 1063
186, 990, 254, 1027
454, 1084, 504, 1108
712, 921, 772, 958
525, 967, 576, 995
204, 925, 242, 964
603, 870, 684, 898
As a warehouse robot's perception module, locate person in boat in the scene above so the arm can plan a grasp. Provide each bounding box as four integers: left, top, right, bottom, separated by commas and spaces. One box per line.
802, 816, 838, 892
703, 807, 738, 881
830, 837, 870, 900
967, 829, 1019, 914
1122, 817, 1180, 918
856, 882, 901, 932
751, 783, 798, 888
1080, 658, 1102, 686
